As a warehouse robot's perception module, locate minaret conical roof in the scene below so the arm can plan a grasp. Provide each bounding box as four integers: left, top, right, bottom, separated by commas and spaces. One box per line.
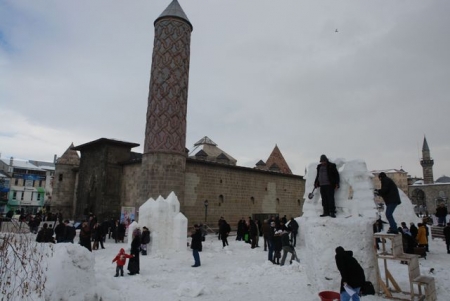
422, 136, 430, 152
155, 0, 192, 30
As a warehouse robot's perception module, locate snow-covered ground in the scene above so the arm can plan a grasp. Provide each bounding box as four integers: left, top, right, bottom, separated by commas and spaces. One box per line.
5, 225, 450, 301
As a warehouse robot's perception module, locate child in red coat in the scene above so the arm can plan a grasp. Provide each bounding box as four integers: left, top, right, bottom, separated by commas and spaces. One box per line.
112, 248, 134, 277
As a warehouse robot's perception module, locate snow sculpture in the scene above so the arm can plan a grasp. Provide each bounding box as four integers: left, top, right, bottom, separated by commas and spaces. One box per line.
299, 158, 418, 294
138, 192, 188, 252
303, 158, 375, 217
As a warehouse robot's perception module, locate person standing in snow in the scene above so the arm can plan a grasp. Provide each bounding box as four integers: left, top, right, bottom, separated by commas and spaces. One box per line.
36, 223, 53, 243
141, 226, 150, 255
288, 217, 299, 247
375, 172, 401, 234
280, 229, 299, 266
190, 224, 202, 267
236, 218, 245, 241
219, 219, 230, 248
93, 223, 105, 250
335, 246, 365, 301
79, 222, 92, 252
54, 220, 66, 243
267, 221, 276, 263
262, 219, 271, 251
272, 228, 283, 265
112, 248, 134, 277
314, 154, 340, 218
248, 217, 258, 249
63, 220, 76, 243
217, 217, 224, 241
444, 222, 450, 254
416, 223, 428, 252
409, 222, 418, 240
128, 228, 141, 275
435, 203, 448, 226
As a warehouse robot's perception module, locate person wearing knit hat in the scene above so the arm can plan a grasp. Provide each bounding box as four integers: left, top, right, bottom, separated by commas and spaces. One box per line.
314, 154, 340, 218
335, 246, 366, 301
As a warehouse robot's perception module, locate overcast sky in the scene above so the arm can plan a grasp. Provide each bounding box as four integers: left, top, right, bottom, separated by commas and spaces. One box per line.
1, 0, 449, 179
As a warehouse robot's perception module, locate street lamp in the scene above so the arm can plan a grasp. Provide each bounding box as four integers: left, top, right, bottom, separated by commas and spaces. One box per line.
204, 200, 209, 223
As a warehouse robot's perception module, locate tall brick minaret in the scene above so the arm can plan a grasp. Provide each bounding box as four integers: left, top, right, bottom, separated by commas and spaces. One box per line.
420, 136, 434, 184
141, 0, 193, 203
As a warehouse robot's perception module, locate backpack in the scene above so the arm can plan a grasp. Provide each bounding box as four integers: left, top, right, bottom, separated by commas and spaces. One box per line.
360, 281, 375, 296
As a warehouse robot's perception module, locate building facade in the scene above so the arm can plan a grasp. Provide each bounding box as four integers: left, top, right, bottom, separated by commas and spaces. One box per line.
0, 157, 54, 214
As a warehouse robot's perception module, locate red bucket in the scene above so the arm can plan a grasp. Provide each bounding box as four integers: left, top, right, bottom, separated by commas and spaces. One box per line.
318, 291, 340, 301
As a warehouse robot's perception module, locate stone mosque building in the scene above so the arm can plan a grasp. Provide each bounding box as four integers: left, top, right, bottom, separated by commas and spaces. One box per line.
52, 0, 305, 226
408, 137, 450, 216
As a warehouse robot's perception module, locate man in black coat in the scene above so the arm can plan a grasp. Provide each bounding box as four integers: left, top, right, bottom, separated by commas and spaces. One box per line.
190, 224, 202, 267
335, 246, 365, 301
314, 154, 340, 218
63, 220, 76, 243
375, 172, 401, 234
219, 220, 231, 248
444, 222, 450, 254
435, 203, 448, 226
288, 217, 299, 247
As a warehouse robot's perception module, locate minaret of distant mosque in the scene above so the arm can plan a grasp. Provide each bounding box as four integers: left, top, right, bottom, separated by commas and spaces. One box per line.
420, 136, 434, 184
141, 0, 193, 203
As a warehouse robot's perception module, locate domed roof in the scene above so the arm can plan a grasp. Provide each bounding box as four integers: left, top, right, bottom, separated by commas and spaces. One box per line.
436, 176, 450, 183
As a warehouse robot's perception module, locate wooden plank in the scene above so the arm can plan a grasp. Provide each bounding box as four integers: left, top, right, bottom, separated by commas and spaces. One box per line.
413, 276, 434, 285
386, 268, 402, 292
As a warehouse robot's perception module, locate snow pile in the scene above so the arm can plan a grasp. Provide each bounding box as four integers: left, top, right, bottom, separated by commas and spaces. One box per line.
45, 243, 97, 301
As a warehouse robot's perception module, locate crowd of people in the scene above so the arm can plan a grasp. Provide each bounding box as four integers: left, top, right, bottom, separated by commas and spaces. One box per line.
215, 215, 300, 266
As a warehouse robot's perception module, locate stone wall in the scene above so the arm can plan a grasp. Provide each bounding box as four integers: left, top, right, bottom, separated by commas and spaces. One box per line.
183, 159, 305, 228
75, 144, 133, 221
52, 163, 78, 217
409, 183, 450, 214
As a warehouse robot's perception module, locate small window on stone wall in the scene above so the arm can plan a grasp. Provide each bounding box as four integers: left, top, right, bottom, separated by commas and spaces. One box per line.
59, 174, 63, 181
276, 198, 280, 204
219, 195, 224, 203
297, 199, 301, 206
220, 179, 222, 183
251, 197, 255, 204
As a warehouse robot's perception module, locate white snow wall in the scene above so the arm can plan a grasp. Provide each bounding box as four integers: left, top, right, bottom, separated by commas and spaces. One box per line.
138, 192, 188, 252
299, 159, 419, 293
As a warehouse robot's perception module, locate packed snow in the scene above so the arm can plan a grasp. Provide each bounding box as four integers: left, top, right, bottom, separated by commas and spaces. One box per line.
4, 227, 450, 301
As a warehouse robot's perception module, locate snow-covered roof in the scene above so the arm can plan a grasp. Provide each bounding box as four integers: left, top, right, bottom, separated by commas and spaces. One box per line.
0, 158, 43, 171
371, 169, 407, 174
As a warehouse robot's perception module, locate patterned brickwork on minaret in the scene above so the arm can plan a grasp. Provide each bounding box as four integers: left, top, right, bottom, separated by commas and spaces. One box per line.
144, 0, 192, 155
420, 136, 434, 184
141, 0, 193, 203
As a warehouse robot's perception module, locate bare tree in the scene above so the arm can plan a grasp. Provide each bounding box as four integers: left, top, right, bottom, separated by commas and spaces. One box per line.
0, 232, 53, 300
